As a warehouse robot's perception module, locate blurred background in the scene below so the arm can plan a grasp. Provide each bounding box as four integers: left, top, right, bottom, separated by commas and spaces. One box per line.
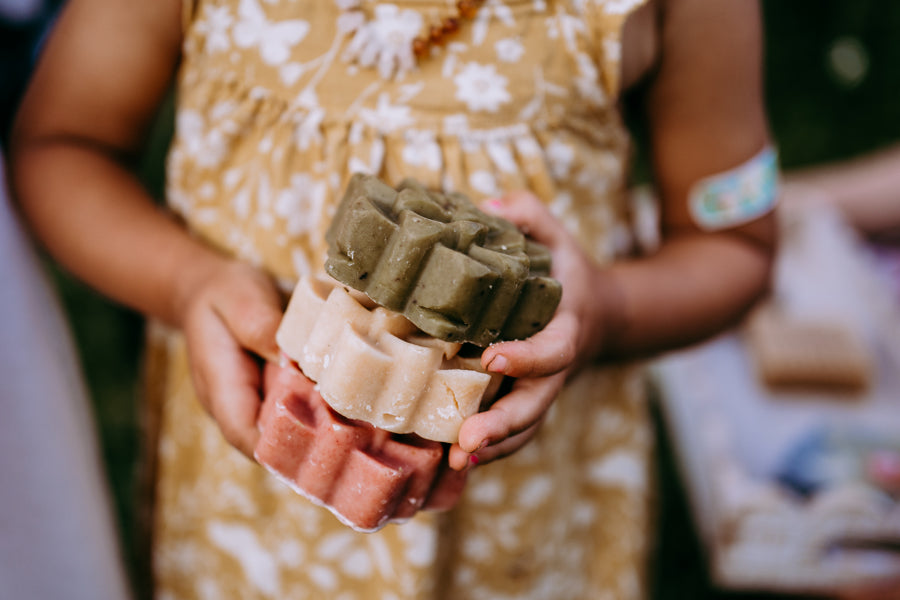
2, 1, 899, 598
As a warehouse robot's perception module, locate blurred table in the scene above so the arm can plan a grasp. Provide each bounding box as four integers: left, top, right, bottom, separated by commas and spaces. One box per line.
652, 204, 900, 594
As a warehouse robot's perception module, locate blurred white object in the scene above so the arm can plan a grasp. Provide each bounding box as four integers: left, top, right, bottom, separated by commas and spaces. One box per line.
0, 149, 133, 600
653, 202, 900, 593
0, 0, 43, 22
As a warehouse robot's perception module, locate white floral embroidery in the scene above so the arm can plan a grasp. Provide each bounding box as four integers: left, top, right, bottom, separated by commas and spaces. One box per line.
549, 191, 580, 232
196, 5, 234, 53
472, 0, 515, 46
402, 130, 442, 171
514, 135, 542, 158
223, 168, 242, 189
232, 183, 252, 219
358, 92, 414, 133
341, 3, 422, 79
588, 449, 646, 490
176, 110, 229, 168
469, 169, 500, 196
574, 52, 607, 106
276, 540, 305, 567
255, 174, 276, 229
486, 140, 517, 174
453, 62, 511, 112
462, 534, 494, 561
275, 174, 327, 235
307, 563, 338, 591
292, 108, 325, 151
233, 0, 310, 65
494, 37, 524, 63
443, 113, 470, 135
603, 34, 621, 65
546, 139, 575, 178
602, 0, 644, 16
347, 137, 385, 175
279, 63, 305, 86
206, 521, 281, 596
548, 9, 586, 53
291, 248, 312, 279
517, 475, 554, 508
336, 9, 365, 34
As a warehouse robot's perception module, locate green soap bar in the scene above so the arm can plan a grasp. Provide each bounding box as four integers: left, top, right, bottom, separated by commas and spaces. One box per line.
326, 174, 396, 245
407, 245, 498, 341
325, 174, 563, 345
367, 210, 445, 310
525, 240, 552, 275
500, 276, 563, 341
326, 196, 397, 283
443, 220, 488, 253
466, 245, 529, 347
394, 187, 453, 223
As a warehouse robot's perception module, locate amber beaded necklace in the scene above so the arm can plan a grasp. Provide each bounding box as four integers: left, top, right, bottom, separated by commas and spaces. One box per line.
411, 0, 486, 60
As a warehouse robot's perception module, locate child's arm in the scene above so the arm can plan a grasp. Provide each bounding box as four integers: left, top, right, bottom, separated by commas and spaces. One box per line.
9, 0, 282, 458
452, 0, 776, 468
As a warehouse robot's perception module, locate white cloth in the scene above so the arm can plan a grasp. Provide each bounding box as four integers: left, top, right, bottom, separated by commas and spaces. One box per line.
0, 152, 132, 600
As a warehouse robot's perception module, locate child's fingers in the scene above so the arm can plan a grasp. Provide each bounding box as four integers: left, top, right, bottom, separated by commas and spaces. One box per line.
448, 422, 543, 471
214, 264, 283, 363
481, 310, 578, 378
482, 190, 569, 248
186, 307, 263, 459
455, 371, 566, 455
469, 421, 543, 466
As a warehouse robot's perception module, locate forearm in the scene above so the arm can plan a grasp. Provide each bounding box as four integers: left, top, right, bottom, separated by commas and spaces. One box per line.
784, 145, 900, 239
597, 229, 772, 360
11, 138, 228, 327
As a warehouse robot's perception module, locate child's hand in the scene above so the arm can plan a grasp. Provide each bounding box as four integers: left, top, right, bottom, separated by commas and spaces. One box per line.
449, 191, 616, 470
180, 260, 284, 458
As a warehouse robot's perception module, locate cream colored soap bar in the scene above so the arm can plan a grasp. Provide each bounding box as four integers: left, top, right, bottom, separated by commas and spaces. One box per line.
276, 275, 503, 443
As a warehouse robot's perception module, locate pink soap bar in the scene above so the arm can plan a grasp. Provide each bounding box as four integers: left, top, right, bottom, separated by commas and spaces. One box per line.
254, 362, 466, 532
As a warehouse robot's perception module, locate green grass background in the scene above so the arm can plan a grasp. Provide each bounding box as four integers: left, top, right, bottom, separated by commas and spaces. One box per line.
50, 1, 900, 598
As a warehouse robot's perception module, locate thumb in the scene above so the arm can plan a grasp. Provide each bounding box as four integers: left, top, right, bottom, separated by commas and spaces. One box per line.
481, 309, 578, 378
215, 267, 283, 362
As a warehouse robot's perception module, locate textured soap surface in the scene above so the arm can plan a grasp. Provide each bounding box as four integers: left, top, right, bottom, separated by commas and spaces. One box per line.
254, 362, 467, 532
325, 174, 562, 346
276, 275, 504, 443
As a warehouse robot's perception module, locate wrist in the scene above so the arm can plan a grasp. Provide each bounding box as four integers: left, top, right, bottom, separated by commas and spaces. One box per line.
169, 242, 231, 329
588, 266, 629, 362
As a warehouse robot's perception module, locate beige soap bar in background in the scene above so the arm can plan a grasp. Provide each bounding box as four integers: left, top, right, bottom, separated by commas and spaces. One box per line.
745, 306, 873, 391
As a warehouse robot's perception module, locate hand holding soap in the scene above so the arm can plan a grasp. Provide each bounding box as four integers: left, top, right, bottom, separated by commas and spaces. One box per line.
326, 174, 562, 346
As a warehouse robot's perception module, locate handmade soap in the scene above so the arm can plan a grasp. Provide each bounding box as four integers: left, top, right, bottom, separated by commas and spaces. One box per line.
254, 362, 466, 532
276, 275, 504, 443
325, 174, 562, 346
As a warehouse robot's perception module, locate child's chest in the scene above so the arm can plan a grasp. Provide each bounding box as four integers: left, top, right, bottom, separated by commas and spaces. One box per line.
187, 0, 620, 129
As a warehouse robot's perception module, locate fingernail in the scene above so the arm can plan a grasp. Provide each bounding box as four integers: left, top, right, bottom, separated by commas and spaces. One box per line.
477, 439, 489, 451
487, 354, 508, 373
469, 454, 480, 466
482, 198, 504, 211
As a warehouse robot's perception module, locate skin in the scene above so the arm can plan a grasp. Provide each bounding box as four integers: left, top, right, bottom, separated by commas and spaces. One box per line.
782, 144, 900, 243
10, 0, 775, 499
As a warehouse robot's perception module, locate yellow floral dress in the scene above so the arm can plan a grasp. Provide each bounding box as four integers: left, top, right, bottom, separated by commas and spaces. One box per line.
149, 0, 654, 597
